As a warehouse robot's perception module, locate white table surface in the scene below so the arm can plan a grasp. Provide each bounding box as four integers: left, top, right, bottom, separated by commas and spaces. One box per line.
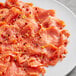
57, 0, 76, 76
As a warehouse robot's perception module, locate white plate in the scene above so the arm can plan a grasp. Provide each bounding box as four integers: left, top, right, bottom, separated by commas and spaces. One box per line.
1, 0, 76, 76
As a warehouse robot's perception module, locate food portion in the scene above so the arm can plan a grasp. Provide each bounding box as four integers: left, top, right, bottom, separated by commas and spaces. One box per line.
0, 0, 70, 76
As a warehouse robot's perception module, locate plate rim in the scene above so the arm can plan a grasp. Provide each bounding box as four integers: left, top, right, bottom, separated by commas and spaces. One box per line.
51, 0, 76, 75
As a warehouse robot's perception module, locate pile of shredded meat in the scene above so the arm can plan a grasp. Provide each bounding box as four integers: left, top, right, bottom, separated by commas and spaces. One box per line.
0, 0, 70, 76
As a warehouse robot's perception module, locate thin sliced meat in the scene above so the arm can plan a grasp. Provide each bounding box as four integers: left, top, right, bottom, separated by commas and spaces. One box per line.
4, 62, 26, 76
0, 3, 5, 9
34, 8, 55, 23
0, 0, 70, 76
